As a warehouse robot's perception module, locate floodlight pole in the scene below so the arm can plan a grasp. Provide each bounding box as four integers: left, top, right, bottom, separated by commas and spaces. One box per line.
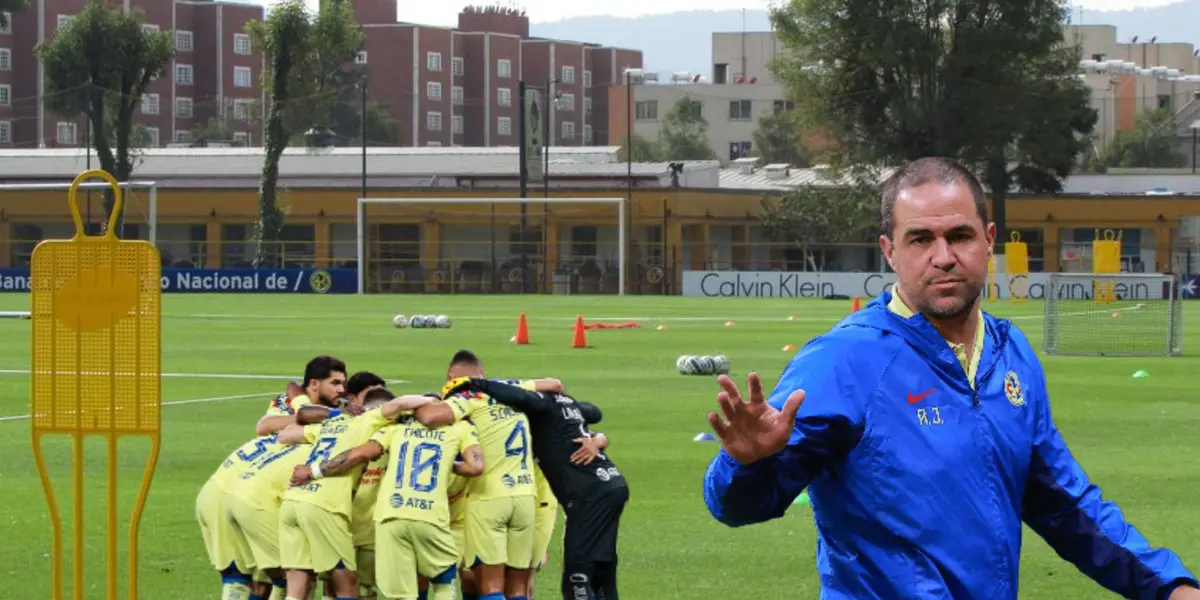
517, 80, 530, 294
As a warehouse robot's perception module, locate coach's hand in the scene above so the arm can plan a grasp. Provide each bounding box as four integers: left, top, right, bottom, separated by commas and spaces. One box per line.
708, 372, 804, 465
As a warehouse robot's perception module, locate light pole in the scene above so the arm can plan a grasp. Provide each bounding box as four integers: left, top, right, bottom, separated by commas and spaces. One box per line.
360, 70, 368, 200
1191, 119, 1199, 174
622, 68, 652, 295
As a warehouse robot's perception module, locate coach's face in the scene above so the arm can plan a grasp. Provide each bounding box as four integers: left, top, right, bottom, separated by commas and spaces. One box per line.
880, 181, 994, 320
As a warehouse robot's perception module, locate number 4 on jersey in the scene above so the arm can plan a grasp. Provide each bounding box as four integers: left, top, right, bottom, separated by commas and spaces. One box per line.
505, 421, 529, 470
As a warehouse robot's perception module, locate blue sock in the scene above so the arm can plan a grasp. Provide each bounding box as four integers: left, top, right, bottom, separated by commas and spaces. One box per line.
462, 595, 480, 600
336, 597, 357, 600
249, 596, 265, 600
480, 594, 505, 600
510, 596, 529, 600
417, 592, 428, 600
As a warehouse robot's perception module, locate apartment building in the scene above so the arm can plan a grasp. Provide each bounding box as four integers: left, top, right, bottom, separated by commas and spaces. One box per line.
353, 0, 642, 148
0, 0, 264, 149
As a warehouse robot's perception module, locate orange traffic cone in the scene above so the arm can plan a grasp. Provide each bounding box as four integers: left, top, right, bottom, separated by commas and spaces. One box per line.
851, 296, 862, 312
572, 315, 588, 349
514, 312, 530, 345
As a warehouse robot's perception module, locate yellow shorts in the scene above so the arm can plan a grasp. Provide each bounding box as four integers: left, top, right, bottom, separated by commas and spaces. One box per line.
224, 494, 281, 571
450, 520, 466, 568
465, 495, 536, 569
279, 500, 355, 574
356, 545, 376, 596
532, 500, 559, 569
376, 519, 458, 600
196, 480, 247, 572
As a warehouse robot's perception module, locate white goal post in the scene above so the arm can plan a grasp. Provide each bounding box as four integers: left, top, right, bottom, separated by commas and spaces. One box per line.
0, 180, 160, 247
1042, 271, 1183, 357
356, 196, 627, 295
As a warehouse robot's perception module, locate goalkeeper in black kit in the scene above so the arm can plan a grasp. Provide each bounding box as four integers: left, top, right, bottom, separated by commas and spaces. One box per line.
441, 376, 629, 600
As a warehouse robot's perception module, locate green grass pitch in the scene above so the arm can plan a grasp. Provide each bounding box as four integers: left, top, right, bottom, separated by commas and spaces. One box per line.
0, 293, 1197, 599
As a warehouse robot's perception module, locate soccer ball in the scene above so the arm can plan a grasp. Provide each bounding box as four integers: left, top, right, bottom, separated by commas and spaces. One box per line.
435, 315, 452, 328
687, 356, 706, 375
712, 355, 730, 375
409, 315, 426, 328
676, 355, 695, 375
696, 356, 714, 375
392, 314, 408, 328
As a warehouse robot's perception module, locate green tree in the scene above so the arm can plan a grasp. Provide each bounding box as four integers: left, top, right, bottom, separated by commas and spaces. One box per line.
770, 0, 1096, 241
617, 133, 663, 162
1103, 108, 1187, 168
35, 0, 173, 232
752, 111, 810, 167
760, 167, 880, 269
246, 0, 363, 267
658, 96, 716, 160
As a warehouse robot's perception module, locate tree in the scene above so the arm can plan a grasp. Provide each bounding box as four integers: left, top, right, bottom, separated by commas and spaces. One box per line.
752, 111, 810, 167
617, 133, 663, 162
1103, 108, 1187, 168
760, 167, 880, 270
36, 0, 173, 232
246, 0, 363, 267
658, 96, 716, 160
770, 0, 1097, 242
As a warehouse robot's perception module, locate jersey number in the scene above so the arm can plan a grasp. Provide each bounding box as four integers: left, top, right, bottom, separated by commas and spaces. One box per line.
305, 437, 338, 466
505, 421, 529, 470
236, 438, 273, 462
393, 442, 443, 493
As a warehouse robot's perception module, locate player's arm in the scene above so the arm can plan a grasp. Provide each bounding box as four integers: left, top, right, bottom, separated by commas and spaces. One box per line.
454, 443, 484, 477
1020, 365, 1199, 597
277, 423, 321, 446
577, 401, 602, 425
380, 394, 437, 420
293, 440, 386, 485
416, 390, 472, 428
703, 336, 872, 528
528, 378, 564, 393
255, 414, 295, 436
462, 378, 556, 414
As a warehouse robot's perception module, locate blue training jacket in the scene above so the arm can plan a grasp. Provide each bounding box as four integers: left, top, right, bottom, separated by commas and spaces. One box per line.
703, 291, 1196, 600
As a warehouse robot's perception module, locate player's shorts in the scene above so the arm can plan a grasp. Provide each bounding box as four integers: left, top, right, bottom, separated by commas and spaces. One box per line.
356, 545, 376, 596
376, 518, 458, 600
532, 499, 559, 569
562, 484, 629, 564
450, 520, 467, 568
224, 494, 280, 571
196, 480, 248, 572
465, 495, 536, 569
279, 500, 356, 574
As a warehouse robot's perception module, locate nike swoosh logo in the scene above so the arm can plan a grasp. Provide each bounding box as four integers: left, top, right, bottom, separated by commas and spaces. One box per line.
907, 389, 935, 404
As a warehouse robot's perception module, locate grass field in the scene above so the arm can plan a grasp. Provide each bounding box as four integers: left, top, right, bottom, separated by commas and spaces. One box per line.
0, 293, 1198, 599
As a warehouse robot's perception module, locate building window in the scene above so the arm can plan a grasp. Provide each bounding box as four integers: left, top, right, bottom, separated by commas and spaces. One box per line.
233, 33, 251, 55
729, 140, 752, 161
355, 50, 367, 65
0, 84, 9, 106
583, 70, 592, 87
498, 116, 511, 136
57, 14, 72, 29
142, 126, 159, 147
175, 30, 192, 52
561, 66, 575, 84
233, 131, 250, 146
57, 122, 77, 144
452, 115, 463, 135
427, 82, 442, 100
141, 23, 159, 34
233, 66, 252, 88
141, 93, 159, 115
0, 120, 10, 143
233, 99, 254, 120
559, 93, 575, 112
176, 64, 193, 86
0, 48, 9, 71
426, 52, 442, 72
635, 100, 657, 120
497, 88, 511, 107
583, 124, 592, 143
174, 130, 190, 142
561, 121, 575, 140
427, 111, 442, 131
728, 99, 752, 120
452, 57, 464, 76
0, 12, 10, 34
497, 59, 511, 78
451, 86, 463, 105
175, 97, 193, 118
584, 97, 592, 114
773, 100, 795, 114
427, 141, 442, 147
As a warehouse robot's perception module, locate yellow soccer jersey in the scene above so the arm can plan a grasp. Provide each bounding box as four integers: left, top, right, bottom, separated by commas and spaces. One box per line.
534, 463, 557, 508
447, 473, 469, 525
444, 379, 539, 500
264, 392, 314, 417
284, 408, 393, 518
351, 424, 395, 548
225, 427, 319, 511
207, 434, 282, 491
373, 417, 478, 527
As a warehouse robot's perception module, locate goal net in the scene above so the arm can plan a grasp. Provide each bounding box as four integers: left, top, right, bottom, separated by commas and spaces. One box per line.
1, 180, 160, 270
355, 197, 627, 295
1043, 272, 1183, 357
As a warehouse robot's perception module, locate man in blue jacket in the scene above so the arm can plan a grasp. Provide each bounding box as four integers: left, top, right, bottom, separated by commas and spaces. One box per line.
703, 156, 1199, 599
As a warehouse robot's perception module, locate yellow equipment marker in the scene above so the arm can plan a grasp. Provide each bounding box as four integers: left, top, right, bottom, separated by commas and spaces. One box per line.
30, 169, 162, 600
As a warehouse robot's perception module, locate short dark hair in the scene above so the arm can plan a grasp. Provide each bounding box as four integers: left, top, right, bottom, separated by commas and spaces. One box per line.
362, 387, 395, 408
880, 157, 988, 238
346, 371, 386, 397
303, 355, 346, 387
449, 349, 481, 370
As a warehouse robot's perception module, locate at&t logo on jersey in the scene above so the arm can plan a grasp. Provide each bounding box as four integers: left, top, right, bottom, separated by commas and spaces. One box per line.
390, 492, 405, 508
502, 474, 517, 488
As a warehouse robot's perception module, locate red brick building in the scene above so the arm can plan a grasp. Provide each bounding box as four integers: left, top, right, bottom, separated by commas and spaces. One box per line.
0, 0, 264, 149
355, 0, 642, 148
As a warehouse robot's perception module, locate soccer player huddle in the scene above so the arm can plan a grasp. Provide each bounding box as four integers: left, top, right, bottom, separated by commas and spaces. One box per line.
196, 350, 628, 600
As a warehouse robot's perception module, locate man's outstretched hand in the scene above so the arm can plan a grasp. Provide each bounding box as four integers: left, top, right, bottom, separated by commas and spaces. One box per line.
707, 372, 805, 465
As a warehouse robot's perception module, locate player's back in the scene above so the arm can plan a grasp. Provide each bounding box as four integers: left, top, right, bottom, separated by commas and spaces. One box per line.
446, 390, 535, 499
526, 394, 623, 503
206, 434, 281, 491
352, 424, 394, 548
284, 408, 392, 518
374, 417, 476, 527
226, 440, 311, 510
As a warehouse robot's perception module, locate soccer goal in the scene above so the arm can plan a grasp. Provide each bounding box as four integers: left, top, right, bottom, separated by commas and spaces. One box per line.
355, 196, 626, 295
1043, 272, 1183, 357
0, 180, 160, 247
